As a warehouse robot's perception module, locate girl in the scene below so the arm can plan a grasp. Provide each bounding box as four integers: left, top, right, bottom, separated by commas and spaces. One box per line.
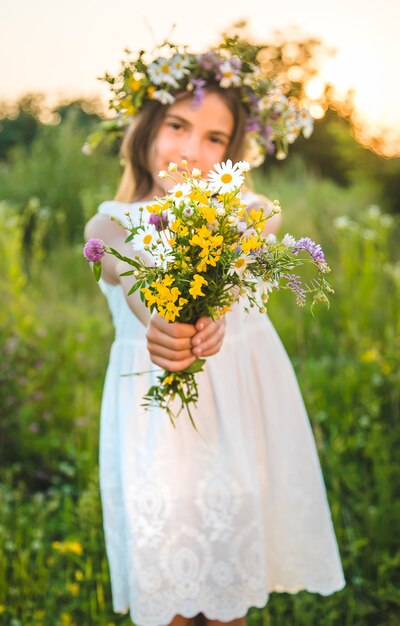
84, 43, 345, 626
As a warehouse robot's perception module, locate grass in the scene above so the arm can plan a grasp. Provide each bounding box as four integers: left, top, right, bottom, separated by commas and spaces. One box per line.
0, 163, 399, 625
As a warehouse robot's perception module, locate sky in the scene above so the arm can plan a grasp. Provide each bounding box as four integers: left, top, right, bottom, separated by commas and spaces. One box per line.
1, 0, 400, 151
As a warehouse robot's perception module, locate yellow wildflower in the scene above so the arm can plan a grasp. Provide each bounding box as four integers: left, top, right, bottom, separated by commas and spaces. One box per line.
198, 205, 216, 224
129, 77, 142, 91
189, 274, 208, 298
190, 188, 210, 203
141, 288, 158, 307
163, 374, 175, 385
360, 348, 379, 363
66, 541, 83, 555
51, 540, 83, 555
215, 304, 232, 319
197, 248, 221, 273
61, 613, 75, 626
162, 275, 174, 287
190, 226, 223, 251
249, 207, 267, 233
241, 233, 262, 254
170, 219, 181, 233
67, 583, 80, 597
34, 610, 45, 620
147, 86, 156, 98
119, 98, 136, 116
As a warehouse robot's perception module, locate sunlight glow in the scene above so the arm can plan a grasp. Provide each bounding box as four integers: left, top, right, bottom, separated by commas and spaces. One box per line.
305, 78, 325, 100
309, 103, 325, 119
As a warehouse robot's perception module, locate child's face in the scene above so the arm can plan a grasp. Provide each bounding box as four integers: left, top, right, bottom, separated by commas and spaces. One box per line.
148, 91, 234, 195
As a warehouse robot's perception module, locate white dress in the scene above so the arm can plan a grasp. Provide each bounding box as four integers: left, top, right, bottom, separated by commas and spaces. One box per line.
96, 200, 345, 626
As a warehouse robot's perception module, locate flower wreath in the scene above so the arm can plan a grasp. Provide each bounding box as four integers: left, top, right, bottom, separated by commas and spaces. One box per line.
83, 37, 314, 166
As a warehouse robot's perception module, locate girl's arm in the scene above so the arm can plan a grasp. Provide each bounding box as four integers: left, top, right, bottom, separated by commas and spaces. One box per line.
84, 214, 226, 371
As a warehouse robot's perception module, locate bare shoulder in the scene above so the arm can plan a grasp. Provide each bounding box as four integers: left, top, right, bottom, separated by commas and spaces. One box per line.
84, 213, 126, 246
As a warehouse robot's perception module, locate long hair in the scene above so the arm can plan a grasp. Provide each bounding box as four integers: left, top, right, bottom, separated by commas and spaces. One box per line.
114, 86, 248, 203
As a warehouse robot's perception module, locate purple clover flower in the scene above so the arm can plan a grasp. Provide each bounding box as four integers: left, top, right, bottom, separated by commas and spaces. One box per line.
292, 237, 329, 273
83, 238, 105, 262
148, 211, 168, 231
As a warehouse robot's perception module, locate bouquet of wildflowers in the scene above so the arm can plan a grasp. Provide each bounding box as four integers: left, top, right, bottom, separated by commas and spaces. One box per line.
84, 160, 333, 429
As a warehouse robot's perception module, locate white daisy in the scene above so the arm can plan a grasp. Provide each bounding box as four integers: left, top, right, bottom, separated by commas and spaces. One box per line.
147, 58, 179, 88
152, 89, 175, 105
298, 109, 314, 139
168, 182, 192, 202
260, 278, 279, 297
286, 127, 300, 144
169, 53, 190, 80
229, 255, 254, 277
282, 233, 296, 248
235, 160, 251, 174
208, 159, 244, 194
152, 243, 175, 269
131, 224, 159, 251
218, 61, 242, 88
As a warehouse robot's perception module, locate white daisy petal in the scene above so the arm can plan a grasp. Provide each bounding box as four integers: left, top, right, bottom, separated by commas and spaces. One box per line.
131, 224, 159, 251
168, 182, 192, 202
208, 160, 244, 194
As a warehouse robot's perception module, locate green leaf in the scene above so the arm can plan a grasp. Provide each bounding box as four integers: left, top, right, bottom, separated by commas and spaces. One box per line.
184, 358, 206, 374
108, 247, 141, 267
119, 270, 135, 277
127, 281, 143, 296
93, 262, 102, 281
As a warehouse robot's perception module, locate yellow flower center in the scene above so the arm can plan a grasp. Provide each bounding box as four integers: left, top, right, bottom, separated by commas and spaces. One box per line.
221, 173, 233, 184
175, 190, 183, 197
235, 258, 245, 268
161, 64, 171, 74
224, 71, 233, 78
143, 234, 152, 245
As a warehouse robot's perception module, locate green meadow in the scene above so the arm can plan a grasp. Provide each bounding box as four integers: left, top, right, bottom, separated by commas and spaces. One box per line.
0, 105, 399, 625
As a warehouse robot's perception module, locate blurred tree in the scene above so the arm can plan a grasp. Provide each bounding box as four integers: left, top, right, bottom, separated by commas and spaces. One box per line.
221, 21, 335, 101
219, 22, 400, 213
0, 94, 45, 160
54, 98, 104, 128
0, 94, 105, 162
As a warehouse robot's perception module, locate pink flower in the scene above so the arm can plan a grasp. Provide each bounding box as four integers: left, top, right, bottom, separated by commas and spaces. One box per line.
83, 238, 105, 262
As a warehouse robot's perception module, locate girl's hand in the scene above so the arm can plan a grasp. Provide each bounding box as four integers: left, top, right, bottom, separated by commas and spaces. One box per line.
146, 314, 226, 372
191, 316, 226, 358
146, 315, 197, 372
